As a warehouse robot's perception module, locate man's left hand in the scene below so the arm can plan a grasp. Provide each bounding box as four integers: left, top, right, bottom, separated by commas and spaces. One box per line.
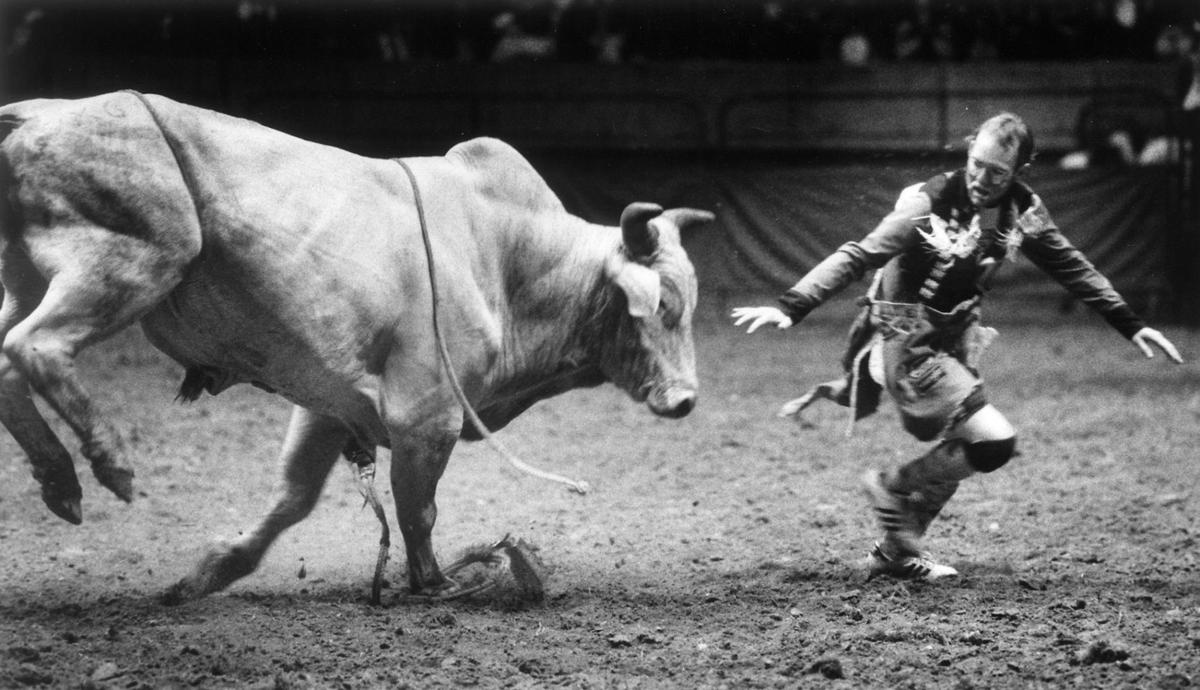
1132, 327, 1184, 363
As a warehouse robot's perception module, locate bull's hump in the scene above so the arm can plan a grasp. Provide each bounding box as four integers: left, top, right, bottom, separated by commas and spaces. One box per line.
447, 137, 522, 163
446, 138, 564, 215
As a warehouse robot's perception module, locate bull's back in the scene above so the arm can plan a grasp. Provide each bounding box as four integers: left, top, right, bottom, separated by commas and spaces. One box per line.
125, 95, 434, 413
0, 94, 202, 252
132, 96, 505, 429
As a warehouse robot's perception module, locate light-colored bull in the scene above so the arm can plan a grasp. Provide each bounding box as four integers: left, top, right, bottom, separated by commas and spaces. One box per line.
0, 91, 710, 600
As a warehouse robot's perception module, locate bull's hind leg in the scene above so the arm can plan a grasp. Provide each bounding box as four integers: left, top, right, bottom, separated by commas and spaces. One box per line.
164, 407, 348, 603
1, 225, 195, 510
0, 357, 84, 523
0, 246, 83, 522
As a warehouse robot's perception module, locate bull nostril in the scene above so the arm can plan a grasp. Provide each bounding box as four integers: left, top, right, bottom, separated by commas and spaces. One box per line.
676, 396, 695, 417
664, 394, 694, 418
646, 387, 696, 418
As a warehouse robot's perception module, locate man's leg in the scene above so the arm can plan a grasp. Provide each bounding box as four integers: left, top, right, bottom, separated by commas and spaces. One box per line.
863, 335, 1017, 579
865, 403, 1016, 579
905, 405, 1016, 536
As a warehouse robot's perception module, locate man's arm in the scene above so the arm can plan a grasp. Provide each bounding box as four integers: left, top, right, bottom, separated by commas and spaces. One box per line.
1019, 198, 1182, 363
1019, 225, 1144, 339
776, 184, 928, 324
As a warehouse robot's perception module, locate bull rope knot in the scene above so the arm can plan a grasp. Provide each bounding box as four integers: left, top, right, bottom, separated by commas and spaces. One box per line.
393, 158, 590, 496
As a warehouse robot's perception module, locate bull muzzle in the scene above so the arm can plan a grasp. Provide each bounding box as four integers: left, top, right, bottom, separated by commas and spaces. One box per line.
647, 385, 696, 418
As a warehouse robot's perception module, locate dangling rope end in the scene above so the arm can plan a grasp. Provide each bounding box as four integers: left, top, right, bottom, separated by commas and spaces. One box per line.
488, 432, 591, 495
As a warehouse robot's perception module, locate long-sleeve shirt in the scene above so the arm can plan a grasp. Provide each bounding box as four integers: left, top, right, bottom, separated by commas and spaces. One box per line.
777, 168, 1145, 339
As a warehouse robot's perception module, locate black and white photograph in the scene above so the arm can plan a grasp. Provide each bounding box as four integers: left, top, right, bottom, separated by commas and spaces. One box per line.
1, 0, 1198, 687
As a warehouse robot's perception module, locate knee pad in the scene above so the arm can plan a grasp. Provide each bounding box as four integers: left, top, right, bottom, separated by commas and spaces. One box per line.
964, 437, 1016, 473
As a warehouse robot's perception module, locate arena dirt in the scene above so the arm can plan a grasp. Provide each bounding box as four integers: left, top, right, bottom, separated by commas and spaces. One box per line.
1, 298, 1198, 688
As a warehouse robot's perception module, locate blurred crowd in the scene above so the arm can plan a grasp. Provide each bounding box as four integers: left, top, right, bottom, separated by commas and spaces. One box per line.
3, 0, 1199, 65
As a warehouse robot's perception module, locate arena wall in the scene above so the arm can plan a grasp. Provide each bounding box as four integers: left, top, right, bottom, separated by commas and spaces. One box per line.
11, 58, 1184, 155
3, 58, 1191, 317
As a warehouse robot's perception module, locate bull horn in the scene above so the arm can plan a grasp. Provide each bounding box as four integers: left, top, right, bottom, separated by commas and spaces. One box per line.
662, 208, 716, 230
620, 202, 663, 258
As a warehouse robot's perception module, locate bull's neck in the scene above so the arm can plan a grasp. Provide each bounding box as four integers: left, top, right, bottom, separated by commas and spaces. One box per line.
494, 219, 618, 390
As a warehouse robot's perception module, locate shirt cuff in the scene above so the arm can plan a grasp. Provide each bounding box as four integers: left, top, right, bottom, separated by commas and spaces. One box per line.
1103, 304, 1145, 340
778, 289, 816, 324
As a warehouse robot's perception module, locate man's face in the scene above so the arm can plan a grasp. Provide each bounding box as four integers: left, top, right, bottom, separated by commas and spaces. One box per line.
965, 131, 1021, 207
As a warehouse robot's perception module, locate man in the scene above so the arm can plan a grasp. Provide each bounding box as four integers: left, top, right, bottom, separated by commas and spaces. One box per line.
732, 112, 1183, 581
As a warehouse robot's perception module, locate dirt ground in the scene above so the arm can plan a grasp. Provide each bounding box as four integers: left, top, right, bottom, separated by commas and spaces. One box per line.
1, 296, 1199, 689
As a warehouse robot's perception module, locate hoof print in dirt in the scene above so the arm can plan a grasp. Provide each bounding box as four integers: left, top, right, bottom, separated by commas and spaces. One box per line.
438, 535, 547, 609
13, 664, 54, 687
1072, 640, 1131, 666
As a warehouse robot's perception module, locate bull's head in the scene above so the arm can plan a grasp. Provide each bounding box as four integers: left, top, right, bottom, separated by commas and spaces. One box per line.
601, 202, 712, 418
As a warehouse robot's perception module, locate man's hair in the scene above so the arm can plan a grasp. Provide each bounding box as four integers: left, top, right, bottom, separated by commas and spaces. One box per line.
966, 112, 1036, 168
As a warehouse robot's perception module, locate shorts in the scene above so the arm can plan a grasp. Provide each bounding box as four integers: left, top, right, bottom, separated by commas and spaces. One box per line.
871, 302, 989, 441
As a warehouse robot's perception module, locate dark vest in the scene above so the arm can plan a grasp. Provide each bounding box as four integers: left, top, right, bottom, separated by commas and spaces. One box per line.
882, 169, 1036, 312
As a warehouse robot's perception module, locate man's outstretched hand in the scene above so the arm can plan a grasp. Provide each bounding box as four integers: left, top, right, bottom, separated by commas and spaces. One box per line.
731, 306, 793, 333
1132, 327, 1184, 364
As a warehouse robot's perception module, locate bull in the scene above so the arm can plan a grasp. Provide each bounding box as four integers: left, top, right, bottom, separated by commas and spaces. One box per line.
0, 91, 710, 600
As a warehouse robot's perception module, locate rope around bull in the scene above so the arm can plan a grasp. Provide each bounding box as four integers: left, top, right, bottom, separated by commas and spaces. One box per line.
393, 158, 591, 496
126, 90, 584, 607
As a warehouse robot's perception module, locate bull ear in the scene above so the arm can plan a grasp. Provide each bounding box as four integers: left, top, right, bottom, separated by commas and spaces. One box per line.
607, 257, 661, 319
621, 202, 663, 258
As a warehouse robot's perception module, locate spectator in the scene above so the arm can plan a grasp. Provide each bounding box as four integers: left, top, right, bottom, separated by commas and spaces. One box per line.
892, 0, 955, 61
1154, 22, 1196, 61
555, 0, 603, 62
490, 1, 557, 63
1059, 124, 1142, 169
1077, 0, 1158, 60
824, 0, 883, 64
839, 27, 873, 66
746, 1, 823, 62
1059, 108, 1179, 169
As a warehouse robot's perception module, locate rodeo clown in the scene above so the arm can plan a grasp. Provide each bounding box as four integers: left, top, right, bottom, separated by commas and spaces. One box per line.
732, 112, 1183, 581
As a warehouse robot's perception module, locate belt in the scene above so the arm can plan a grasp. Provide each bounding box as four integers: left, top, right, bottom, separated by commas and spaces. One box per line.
869, 297, 980, 335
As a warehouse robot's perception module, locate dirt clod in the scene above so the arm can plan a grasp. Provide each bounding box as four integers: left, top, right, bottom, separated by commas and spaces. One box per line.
806, 657, 845, 679
1074, 640, 1131, 665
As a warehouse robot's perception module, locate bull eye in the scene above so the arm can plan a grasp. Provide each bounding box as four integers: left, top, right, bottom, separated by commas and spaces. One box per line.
655, 300, 678, 328
658, 277, 683, 328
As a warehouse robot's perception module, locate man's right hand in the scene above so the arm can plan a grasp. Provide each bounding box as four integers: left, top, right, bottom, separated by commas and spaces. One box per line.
731, 306, 793, 333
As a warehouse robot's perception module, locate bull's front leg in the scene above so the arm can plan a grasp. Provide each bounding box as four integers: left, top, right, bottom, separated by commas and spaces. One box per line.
389, 424, 459, 596
163, 406, 348, 604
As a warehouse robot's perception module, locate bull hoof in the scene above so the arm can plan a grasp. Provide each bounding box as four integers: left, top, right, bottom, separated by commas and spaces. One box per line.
159, 570, 229, 606
39, 475, 84, 524
159, 580, 197, 606
406, 578, 456, 599
161, 543, 257, 605
42, 492, 83, 525
93, 463, 135, 503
